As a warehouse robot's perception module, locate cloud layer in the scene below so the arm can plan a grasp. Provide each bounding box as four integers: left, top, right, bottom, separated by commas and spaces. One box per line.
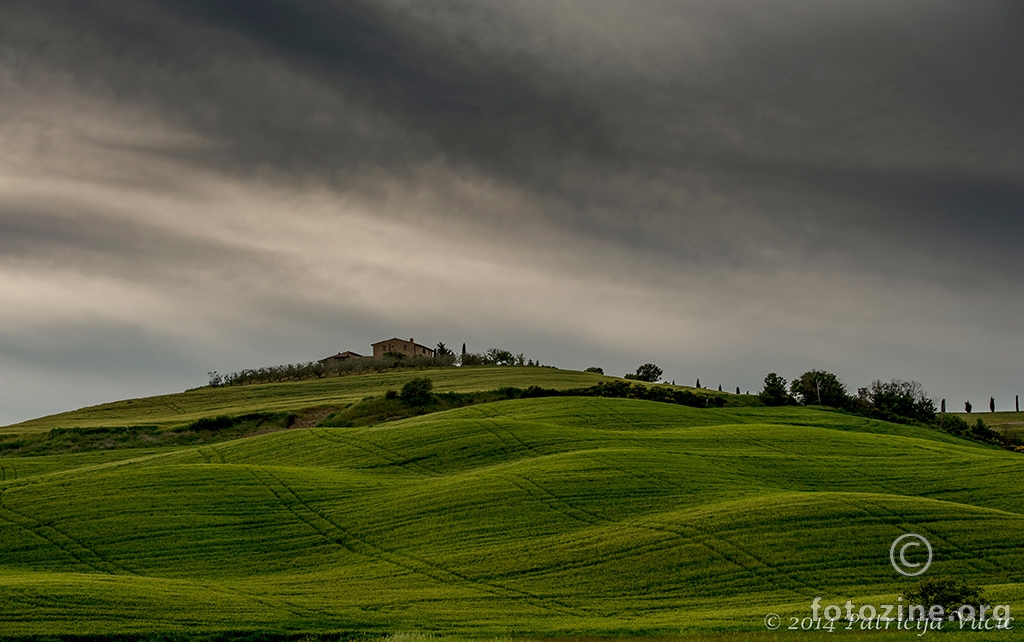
2, 1, 1022, 424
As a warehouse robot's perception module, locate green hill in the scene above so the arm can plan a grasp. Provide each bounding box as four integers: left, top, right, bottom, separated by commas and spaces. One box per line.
2, 367, 619, 434
1, 387, 1021, 638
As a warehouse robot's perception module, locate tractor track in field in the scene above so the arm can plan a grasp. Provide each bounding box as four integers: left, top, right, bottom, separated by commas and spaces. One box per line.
505, 474, 603, 527
312, 429, 440, 476
837, 493, 1021, 579
197, 447, 226, 464
485, 421, 545, 460
0, 479, 313, 621
479, 527, 684, 582
639, 519, 814, 596
0, 487, 134, 576
246, 466, 583, 618
585, 452, 678, 493
495, 458, 817, 598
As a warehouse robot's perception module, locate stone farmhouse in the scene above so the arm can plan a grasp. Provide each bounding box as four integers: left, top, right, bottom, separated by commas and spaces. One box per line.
372, 337, 434, 359
319, 338, 434, 364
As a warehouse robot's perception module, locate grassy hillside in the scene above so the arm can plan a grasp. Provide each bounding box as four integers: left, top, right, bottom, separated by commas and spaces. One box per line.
954, 410, 1024, 443
2, 367, 625, 434
1, 395, 1021, 638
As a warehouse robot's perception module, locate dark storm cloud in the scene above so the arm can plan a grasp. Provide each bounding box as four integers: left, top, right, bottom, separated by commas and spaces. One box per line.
2, 0, 1023, 424
2, 0, 616, 181
0, 203, 279, 282
7, 0, 1023, 233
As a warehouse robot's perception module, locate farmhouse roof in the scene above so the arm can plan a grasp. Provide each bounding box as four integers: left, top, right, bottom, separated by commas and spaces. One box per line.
318, 350, 364, 362
371, 337, 433, 351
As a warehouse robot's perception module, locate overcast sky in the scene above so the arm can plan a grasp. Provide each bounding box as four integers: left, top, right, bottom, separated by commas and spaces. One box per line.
2, 1, 1022, 425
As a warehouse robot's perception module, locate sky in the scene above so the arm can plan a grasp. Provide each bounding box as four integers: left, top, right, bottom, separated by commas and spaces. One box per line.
1, 0, 1022, 425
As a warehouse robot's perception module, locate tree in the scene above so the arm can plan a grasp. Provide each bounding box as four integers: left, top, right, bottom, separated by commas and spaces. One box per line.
435, 342, 453, 357
585, 367, 604, 374
859, 379, 935, 422
626, 363, 663, 383
485, 348, 515, 366
790, 370, 849, 408
736, 386, 740, 395
965, 400, 972, 413
696, 378, 701, 388
717, 384, 722, 392
990, 396, 995, 413
759, 373, 790, 407
399, 377, 434, 406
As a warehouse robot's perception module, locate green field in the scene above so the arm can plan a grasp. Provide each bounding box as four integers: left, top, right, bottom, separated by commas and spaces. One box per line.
954, 411, 1024, 444
0, 369, 1021, 639
2, 367, 620, 434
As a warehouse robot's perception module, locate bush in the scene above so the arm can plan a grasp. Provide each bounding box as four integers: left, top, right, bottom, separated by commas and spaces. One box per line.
399, 377, 434, 406
968, 418, 1000, 443
585, 367, 604, 374
190, 416, 235, 432
941, 414, 971, 436
903, 577, 984, 616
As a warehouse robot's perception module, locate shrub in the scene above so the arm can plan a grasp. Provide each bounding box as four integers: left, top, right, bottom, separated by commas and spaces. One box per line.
399, 378, 434, 406
585, 367, 604, 374
903, 577, 984, 616
941, 414, 970, 436
190, 416, 234, 432
968, 418, 1000, 443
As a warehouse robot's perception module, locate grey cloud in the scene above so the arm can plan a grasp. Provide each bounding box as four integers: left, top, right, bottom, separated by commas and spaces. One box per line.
3, 0, 616, 182
0, 204, 279, 284
1, 1, 1022, 423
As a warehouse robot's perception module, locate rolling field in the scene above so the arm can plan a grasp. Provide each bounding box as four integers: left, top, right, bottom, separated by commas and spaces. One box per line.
954, 411, 1024, 444
1, 391, 1022, 638
1, 367, 621, 434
